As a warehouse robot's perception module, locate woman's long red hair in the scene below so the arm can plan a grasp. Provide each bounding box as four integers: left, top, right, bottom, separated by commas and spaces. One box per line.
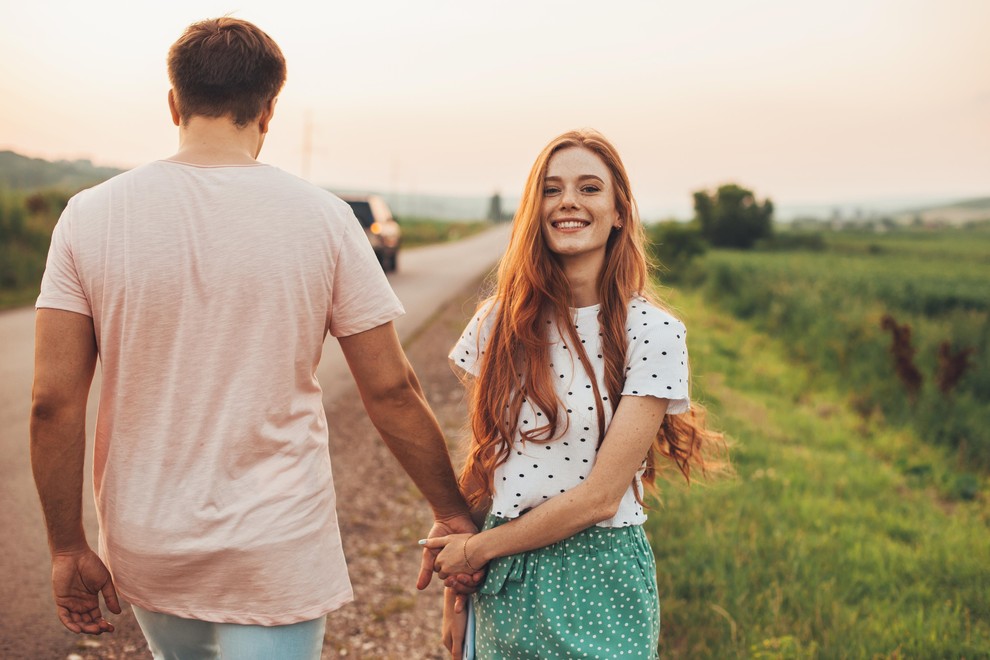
461, 129, 725, 510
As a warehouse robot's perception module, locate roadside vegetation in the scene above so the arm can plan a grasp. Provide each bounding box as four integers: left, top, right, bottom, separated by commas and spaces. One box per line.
397, 217, 492, 248
644, 222, 989, 657
0, 187, 67, 309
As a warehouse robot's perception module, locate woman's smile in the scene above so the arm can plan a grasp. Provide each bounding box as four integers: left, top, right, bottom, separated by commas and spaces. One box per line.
541, 146, 620, 268
550, 217, 591, 230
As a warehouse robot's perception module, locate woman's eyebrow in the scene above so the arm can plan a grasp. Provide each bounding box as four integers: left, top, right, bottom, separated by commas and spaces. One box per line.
544, 174, 605, 182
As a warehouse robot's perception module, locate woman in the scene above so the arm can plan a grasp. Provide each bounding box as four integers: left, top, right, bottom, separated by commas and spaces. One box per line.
424, 129, 724, 659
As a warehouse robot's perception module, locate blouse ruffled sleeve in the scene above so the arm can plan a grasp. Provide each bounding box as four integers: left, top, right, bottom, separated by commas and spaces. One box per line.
621, 304, 690, 414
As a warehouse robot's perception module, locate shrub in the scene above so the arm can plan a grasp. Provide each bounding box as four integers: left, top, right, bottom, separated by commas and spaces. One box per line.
645, 221, 706, 282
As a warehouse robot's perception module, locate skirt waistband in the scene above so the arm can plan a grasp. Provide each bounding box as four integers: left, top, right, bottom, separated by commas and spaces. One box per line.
479, 515, 652, 596
484, 514, 648, 555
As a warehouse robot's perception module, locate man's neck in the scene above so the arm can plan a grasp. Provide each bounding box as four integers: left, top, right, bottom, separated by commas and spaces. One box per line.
169, 115, 263, 166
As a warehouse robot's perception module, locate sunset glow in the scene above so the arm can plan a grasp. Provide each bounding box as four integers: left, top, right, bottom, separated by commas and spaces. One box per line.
1, 0, 987, 217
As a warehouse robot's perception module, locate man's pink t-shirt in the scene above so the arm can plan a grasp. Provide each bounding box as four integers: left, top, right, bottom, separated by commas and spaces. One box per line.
36, 160, 404, 625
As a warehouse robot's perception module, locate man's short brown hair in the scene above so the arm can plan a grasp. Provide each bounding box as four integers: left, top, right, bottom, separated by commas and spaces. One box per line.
167, 17, 286, 126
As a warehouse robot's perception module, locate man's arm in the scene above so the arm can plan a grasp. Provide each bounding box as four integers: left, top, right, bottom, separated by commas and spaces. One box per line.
338, 321, 478, 588
31, 309, 120, 634
338, 321, 469, 519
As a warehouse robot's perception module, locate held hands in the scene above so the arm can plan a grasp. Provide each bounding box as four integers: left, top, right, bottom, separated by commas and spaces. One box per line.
421, 533, 485, 581
51, 547, 121, 634
417, 514, 484, 592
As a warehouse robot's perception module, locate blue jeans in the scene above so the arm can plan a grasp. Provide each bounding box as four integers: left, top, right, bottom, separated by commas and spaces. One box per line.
131, 604, 326, 660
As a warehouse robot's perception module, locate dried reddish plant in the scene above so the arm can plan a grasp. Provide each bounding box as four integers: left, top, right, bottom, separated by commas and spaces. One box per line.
880, 314, 923, 400
936, 341, 974, 395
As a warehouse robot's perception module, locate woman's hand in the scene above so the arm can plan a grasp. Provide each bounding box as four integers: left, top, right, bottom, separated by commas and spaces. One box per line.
442, 587, 468, 658
422, 533, 486, 579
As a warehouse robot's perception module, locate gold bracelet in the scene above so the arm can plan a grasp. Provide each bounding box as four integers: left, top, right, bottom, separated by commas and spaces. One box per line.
463, 535, 478, 572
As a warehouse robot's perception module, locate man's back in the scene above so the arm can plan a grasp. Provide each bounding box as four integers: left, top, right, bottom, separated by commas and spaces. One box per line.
31, 18, 472, 651
38, 160, 404, 624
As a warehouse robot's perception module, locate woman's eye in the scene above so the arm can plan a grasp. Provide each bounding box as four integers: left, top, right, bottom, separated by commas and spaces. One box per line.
543, 187, 561, 196
582, 185, 601, 193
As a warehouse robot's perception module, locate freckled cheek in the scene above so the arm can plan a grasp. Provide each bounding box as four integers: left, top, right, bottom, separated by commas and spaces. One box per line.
589, 199, 612, 216
595, 201, 620, 225
540, 203, 554, 224
539, 217, 551, 240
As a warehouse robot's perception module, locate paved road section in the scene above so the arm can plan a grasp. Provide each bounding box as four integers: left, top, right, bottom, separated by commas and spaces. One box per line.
0, 222, 510, 658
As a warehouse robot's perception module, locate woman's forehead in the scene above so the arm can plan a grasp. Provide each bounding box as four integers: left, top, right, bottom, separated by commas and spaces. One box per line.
546, 147, 610, 180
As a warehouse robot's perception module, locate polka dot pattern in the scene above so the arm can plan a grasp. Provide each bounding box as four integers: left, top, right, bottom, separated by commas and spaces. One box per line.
474, 515, 661, 658
622, 298, 690, 414
449, 297, 690, 528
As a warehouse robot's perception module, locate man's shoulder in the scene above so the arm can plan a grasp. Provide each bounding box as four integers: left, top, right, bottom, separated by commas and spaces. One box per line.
61, 164, 148, 214
72, 161, 344, 208
230, 164, 351, 213
66, 160, 174, 202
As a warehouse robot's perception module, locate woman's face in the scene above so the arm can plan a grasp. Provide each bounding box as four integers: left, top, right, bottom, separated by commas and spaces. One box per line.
540, 147, 621, 268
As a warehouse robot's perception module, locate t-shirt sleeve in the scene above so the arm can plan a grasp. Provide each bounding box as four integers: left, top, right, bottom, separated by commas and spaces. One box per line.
448, 301, 496, 377
622, 310, 690, 414
328, 206, 405, 337
36, 200, 92, 317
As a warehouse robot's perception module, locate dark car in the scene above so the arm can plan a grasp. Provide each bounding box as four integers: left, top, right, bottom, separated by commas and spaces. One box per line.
340, 193, 401, 272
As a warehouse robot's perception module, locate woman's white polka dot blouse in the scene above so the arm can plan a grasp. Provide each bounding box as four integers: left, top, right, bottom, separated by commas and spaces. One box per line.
449, 295, 690, 528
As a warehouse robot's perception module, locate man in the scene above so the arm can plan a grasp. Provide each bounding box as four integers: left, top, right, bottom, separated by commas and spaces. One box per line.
31, 17, 473, 658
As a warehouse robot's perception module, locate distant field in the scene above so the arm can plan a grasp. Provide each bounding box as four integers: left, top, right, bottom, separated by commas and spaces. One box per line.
894, 197, 990, 226
397, 217, 493, 248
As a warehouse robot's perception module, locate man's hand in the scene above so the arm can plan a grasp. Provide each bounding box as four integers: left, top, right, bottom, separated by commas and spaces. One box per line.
51, 548, 121, 634
417, 514, 484, 591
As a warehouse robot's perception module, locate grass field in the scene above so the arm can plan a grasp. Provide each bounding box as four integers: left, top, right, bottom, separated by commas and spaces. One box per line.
670, 226, 989, 472
647, 286, 990, 659
643, 226, 989, 657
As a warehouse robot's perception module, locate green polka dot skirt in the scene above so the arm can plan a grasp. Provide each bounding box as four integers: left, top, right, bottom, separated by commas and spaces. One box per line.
472, 515, 660, 659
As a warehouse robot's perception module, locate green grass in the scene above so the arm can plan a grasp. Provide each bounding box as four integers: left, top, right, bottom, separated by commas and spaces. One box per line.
398, 217, 493, 248
647, 288, 990, 659
669, 227, 990, 468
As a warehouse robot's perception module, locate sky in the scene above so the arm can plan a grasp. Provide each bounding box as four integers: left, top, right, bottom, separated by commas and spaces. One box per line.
1, 0, 988, 218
